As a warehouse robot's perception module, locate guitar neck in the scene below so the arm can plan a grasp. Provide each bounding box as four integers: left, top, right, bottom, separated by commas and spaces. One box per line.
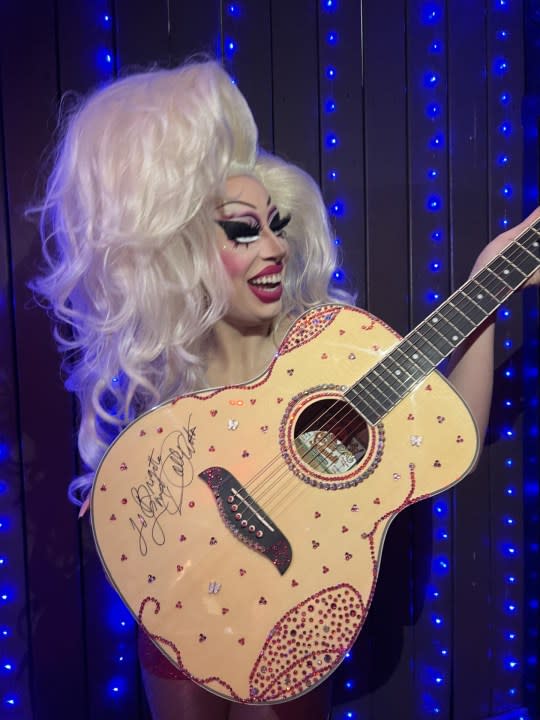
347, 220, 540, 424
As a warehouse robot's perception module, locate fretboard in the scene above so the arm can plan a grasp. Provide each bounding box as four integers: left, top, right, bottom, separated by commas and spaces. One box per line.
346, 219, 540, 425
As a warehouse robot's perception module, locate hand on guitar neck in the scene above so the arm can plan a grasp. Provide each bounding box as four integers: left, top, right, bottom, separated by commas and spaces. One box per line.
446, 206, 540, 447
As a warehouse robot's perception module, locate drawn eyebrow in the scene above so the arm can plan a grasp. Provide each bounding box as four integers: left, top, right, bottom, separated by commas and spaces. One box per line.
216, 195, 273, 210
216, 199, 257, 210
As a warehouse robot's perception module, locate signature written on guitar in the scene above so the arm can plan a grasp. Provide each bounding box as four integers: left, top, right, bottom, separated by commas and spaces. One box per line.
128, 417, 197, 556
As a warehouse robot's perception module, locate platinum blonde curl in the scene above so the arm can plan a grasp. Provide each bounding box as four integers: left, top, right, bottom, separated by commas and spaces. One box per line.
32, 61, 258, 502
31, 60, 355, 505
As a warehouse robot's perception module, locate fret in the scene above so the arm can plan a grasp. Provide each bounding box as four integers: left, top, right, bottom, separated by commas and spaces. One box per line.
386, 346, 427, 384
406, 329, 446, 366
419, 315, 456, 356
450, 291, 491, 325
367, 365, 409, 400
394, 339, 436, 375
487, 255, 527, 291
345, 385, 385, 425
506, 235, 540, 275
461, 279, 499, 315
437, 301, 476, 336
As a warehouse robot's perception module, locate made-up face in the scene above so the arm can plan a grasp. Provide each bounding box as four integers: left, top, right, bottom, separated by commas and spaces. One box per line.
215, 175, 291, 330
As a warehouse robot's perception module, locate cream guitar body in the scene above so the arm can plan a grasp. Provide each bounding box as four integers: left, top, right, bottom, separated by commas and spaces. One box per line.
92, 224, 539, 703
91, 304, 478, 704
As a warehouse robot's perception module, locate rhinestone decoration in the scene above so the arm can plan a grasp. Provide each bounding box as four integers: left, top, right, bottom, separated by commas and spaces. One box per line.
249, 584, 364, 701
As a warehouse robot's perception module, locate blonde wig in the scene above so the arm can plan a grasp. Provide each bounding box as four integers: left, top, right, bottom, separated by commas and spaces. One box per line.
32, 60, 353, 503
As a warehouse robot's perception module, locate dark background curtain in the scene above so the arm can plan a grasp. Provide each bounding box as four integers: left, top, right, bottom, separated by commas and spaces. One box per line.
0, 1, 539, 718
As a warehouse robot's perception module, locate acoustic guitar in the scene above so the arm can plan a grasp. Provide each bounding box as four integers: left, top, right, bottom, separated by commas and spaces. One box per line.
92, 222, 539, 704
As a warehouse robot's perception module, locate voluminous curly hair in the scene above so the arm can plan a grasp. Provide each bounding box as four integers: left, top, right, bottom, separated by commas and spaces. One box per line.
31, 60, 353, 503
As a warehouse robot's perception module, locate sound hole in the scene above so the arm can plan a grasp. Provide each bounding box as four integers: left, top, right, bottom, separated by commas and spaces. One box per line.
293, 399, 369, 475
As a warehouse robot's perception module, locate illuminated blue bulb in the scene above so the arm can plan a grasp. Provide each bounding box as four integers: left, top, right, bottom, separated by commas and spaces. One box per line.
325, 99, 337, 113
334, 237, 342, 245
508, 632, 517, 640
506, 602, 517, 612
505, 545, 517, 556
499, 122, 512, 135
334, 269, 345, 281
507, 575, 516, 583
501, 184, 513, 197
1, 592, 8, 601
427, 291, 440, 302
344, 651, 351, 659
228, 3, 239, 14
430, 40, 442, 52
3, 663, 12, 671
226, 39, 237, 56
495, 58, 509, 74
504, 368, 513, 378
500, 91, 510, 104
345, 680, 354, 689
331, 201, 344, 215
324, 0, 336, 8
504, 428, 514, 437
438, 557, 449, 570
328, 170, 338, 181
424, 71, 439, 87
503, 339, 512, 348
500, 308, 511, 318
104, 14, 111, 22
434, 501, 447, 515
500, 217, 510, 228
326, 66, 336, 79
432, 590, 440, 598
433, 615, 443, 625
498, 154, 510, 166
497, 30, 509, 40
430, 134, 444, 148
326, 134, 339, 148
441, 648, 448, 655
4, 696, 16, 706
105, 53, 112, 63
427, 195, 442, 211
497, 0, 508, 6
505, 517, 514, 525
327, 31, 338, 44
509, 688, 517, 696
427, 103, 441, 117
430, 261, 441, 272
0, 557, 5, 565
505, 457, 513, 466
506, 487, 515, 496
507, 659, 518, 669
422, 4, 442, 23
431, 230, 442, 242
435, 676, 443, 684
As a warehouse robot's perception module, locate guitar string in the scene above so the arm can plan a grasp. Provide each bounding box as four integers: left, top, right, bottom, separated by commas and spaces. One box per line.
233, 234, 539, 523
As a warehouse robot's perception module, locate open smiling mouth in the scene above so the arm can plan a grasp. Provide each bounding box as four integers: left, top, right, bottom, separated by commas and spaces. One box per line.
247, 273, 283, 302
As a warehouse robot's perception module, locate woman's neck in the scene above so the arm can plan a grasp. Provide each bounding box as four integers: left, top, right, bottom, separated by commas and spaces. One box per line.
205, 317, 287, 388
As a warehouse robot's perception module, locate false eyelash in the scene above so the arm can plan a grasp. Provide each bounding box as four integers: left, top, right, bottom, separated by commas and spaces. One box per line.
269, 213, 292, 234
216, 220, 261, 242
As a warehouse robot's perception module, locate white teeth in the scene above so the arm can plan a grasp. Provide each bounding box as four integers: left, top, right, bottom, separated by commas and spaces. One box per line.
250, 273, 281, 286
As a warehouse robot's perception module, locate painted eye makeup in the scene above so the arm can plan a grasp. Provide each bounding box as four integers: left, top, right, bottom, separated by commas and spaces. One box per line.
269, 213, 291, 236
216, 220, 262, 244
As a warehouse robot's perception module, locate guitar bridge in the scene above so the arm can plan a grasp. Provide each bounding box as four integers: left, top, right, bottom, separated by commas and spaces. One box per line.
199, 466, 292, 575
